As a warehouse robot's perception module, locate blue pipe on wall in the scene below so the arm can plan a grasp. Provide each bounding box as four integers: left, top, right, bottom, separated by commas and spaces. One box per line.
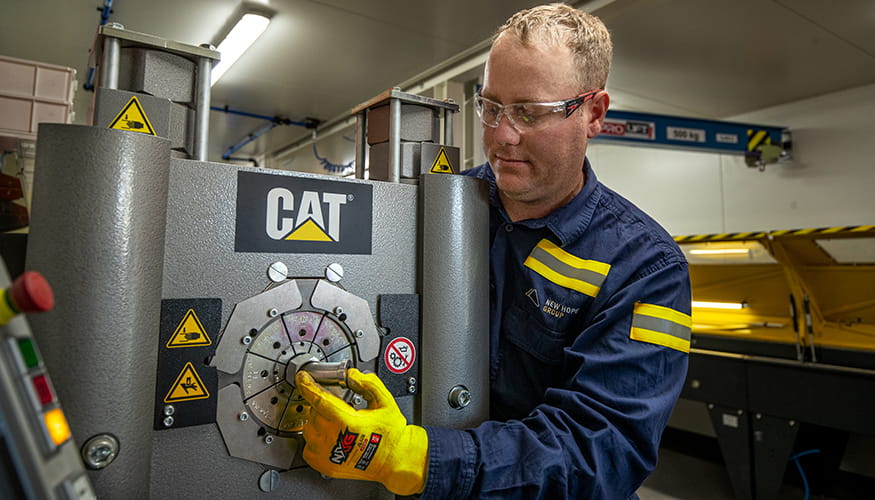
84, 0, 114, 91
212, 106, 320, 160
210, 106, 318, 129
221, 121, 280, 160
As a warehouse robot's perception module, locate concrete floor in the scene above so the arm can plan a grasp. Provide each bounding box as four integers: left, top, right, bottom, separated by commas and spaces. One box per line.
635, 431, 875, 500
638, 447, 736, 500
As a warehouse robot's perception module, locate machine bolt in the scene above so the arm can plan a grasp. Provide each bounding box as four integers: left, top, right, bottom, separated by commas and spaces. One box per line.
355, 329, 363, 338
199, 43, 216, 50
408, 385, 417, 394
82, 434, 119, 470
408, 377, 417, 385
352, 395, 363, 406
259, 469, 281, 492
267, 261, 288, 283
707, 404, 714, 410
325, 263, 344, 282
163, 405, 175, 416
334, 307, 344, 316
163, 416, 174, 427
737, 409, 744, 416
448, 385, 471, 409
690, 379, 701, 389
755, 413, 762, 420
264, 435, 274, 445
107, 22, 125, 30
268, 308, 279, 317
242, 335, 252, 345
239, 411, 249, 422
789, 420, 796, 427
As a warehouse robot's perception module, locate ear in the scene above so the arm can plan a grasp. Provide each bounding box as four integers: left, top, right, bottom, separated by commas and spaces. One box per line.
586, 91, 610, 139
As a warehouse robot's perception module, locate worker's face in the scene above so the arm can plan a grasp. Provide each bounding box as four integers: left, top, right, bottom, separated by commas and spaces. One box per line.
481, 35, 608, 217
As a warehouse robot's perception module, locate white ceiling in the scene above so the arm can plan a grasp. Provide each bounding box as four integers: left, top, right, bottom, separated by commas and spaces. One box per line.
2, 0, 874, 162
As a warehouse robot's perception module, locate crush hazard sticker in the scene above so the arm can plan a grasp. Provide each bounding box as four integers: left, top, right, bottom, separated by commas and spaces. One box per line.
108, 96, 156, 135
429, 147, 454, 174
164, 362, 210, 403
166, 309, 211, 348
383, 337, 415, 374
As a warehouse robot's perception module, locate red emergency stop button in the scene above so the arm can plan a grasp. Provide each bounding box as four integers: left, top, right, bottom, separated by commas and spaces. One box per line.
10, 271, 54, 313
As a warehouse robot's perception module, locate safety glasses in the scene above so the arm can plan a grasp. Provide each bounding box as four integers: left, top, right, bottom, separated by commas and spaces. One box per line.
474, 89, 602, 133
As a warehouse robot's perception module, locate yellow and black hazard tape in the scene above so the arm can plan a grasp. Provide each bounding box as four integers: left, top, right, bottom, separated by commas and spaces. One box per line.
747, 129, 772, 152
674, 225, 875, 243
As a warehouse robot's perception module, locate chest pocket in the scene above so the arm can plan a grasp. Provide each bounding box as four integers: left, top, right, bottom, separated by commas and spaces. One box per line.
504, 303, 570, 364
518, 238, 609, 331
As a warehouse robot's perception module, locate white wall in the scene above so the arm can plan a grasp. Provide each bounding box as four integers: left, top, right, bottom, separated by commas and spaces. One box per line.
271, 125, 357, 176
589, 82, 875, 236
272, 81, 466, 177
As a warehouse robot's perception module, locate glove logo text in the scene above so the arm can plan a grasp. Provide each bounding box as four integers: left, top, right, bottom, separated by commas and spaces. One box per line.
354, 433, 382, 470
330, 427, 359, 465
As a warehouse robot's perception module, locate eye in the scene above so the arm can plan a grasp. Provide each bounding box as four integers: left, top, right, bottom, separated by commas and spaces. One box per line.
512, 105, 544, 124
481, 102, 501, 118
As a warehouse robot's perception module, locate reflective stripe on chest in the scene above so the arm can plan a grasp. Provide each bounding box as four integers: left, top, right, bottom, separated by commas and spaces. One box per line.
523, 239, 611, 297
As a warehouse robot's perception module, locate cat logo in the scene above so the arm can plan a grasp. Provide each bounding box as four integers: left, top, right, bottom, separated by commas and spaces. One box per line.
266, 188, 347, 242
236, 171, 373, 255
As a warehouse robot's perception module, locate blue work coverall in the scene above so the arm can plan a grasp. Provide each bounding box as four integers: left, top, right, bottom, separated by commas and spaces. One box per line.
422, 159, 691, 499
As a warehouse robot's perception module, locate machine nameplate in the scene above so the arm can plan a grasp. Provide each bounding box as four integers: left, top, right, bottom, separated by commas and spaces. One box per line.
235, 171, 373, 254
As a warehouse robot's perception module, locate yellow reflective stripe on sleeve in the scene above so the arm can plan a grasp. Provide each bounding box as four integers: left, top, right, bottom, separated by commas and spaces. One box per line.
523, 239, 611, 297
630, 303, 692, 353
634, 303, 693, 327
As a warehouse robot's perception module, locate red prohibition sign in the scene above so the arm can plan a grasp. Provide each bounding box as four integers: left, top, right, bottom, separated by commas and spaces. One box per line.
384, 337, 415, 374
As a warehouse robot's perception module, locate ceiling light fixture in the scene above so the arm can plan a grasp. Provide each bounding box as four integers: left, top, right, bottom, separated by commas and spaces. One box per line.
692, 301, 748, 310
689, 248, 751, 256
211, 11, 272, 86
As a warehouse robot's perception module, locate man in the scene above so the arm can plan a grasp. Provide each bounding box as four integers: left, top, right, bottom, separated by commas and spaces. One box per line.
295, 4, 691, 499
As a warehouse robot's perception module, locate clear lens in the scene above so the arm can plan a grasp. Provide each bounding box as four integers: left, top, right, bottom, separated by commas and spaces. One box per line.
474, 96, 566, 132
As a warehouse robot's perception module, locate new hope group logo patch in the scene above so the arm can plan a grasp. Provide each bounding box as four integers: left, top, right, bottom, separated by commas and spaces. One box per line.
235, 170, 373, 254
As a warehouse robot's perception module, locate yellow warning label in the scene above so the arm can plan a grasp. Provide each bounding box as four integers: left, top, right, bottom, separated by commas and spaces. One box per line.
429, 147, 454, 174
108, 96, 156, 135
285, 219, 333, 242
167, 309, 211, 348
164, 362, 210, 403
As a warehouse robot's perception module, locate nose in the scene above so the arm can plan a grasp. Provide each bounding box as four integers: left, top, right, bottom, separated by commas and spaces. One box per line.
491, 111, 521, 145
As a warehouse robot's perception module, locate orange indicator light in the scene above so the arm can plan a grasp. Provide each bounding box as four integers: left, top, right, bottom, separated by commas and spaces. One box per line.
43, 408, 71, 446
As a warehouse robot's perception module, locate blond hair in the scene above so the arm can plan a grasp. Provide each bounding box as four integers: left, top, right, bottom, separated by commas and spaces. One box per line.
494, 3, 612, 90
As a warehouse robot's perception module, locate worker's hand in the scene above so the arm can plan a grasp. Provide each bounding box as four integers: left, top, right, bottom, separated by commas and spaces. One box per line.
295, 368, 428, 496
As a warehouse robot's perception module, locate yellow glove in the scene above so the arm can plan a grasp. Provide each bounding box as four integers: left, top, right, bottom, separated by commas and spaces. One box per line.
295, 368, 428, 496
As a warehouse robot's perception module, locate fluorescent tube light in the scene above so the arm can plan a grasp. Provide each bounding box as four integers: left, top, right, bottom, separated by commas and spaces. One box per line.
211, 13, 271, 86
692, 301, 747, 310
689, 248, 751, 256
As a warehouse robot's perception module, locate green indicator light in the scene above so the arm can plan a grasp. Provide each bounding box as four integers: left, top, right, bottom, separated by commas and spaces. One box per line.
17, 338, 40, 368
